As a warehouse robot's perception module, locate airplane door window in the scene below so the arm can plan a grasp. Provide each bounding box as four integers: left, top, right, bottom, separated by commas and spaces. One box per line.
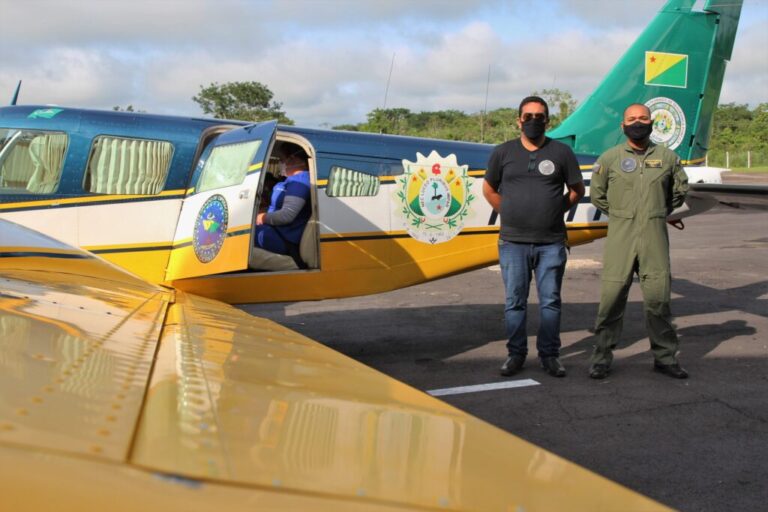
197, 140, 261, 193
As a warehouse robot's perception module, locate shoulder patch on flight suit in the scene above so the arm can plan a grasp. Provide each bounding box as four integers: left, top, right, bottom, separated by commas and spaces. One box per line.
620, 158, 637, 172
592, 162, 601, 174
645, 159, 663, 168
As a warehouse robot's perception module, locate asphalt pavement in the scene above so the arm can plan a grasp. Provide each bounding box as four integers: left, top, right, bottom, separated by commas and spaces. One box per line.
240, 198, 768, 512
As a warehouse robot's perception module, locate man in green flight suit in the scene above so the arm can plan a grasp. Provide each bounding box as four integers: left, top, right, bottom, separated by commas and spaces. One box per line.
588, 103, 689, 380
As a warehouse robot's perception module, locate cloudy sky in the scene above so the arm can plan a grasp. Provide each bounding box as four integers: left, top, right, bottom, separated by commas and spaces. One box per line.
2, 0, 766, 127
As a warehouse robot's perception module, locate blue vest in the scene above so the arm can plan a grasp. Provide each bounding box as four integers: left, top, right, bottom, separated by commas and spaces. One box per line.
268, 170, 311, 244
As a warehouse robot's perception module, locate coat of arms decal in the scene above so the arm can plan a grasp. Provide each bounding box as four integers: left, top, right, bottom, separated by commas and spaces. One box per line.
395, 151, 473, 244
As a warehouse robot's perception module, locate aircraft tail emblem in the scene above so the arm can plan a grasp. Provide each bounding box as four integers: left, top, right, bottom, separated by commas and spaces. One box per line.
395, 151, 473, 244
548, 0, 743, 163
645, 51, 688, 88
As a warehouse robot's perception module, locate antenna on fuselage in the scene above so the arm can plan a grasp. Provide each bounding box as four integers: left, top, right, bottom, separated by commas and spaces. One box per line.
382, 52, 396, 111
10, 80, 21, 106
480, 64, 491, 143
380, 53, 396, 135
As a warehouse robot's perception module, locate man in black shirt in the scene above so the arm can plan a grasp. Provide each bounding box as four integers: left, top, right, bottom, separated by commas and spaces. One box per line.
483, 96, 584, 377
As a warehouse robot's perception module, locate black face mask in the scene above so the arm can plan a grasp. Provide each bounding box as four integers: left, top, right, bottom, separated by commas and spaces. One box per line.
623, 121, 653, 142
522, 118, 547, 140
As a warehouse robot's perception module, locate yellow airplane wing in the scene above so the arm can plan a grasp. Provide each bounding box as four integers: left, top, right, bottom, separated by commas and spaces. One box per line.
0, 219, 670, 511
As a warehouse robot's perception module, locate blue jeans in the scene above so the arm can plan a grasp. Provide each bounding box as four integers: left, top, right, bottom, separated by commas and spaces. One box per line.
498, 240, 567, 359
254, 225, 289, 254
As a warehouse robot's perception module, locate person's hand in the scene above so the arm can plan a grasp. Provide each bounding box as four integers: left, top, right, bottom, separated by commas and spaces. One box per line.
256, 212, 266, 225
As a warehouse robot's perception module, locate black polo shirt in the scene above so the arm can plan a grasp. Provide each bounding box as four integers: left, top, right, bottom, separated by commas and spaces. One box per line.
485, 137, 582, 243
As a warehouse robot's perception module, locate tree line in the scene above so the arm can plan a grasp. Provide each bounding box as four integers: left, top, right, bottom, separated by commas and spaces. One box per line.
332, 88, 577, 144
706, 102, 768, 166
116, 81, 767, 158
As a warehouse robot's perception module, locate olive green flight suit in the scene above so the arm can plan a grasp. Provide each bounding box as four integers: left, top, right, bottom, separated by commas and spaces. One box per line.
590, 142, 688, 366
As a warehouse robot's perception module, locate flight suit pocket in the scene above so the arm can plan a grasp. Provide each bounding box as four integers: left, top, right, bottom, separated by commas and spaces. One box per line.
648, 208, 667, 219
607, 171, 635, 210
647, 168, 671, 185
609, 208, 634, 219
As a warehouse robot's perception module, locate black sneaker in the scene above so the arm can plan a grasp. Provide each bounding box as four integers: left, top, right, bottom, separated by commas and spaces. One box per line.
540, 357, 566, 377
500, 355, 525, 376
653, 361, 689, 379
589, 363, 611, 379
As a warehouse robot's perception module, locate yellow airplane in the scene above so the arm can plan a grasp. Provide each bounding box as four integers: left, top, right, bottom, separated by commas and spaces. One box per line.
0, 2, 756, 508
1, 0, 760, 305
0, 216, 672, 510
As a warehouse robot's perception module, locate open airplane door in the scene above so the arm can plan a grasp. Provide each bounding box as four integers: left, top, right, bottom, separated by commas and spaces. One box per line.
165, 121, 277, 281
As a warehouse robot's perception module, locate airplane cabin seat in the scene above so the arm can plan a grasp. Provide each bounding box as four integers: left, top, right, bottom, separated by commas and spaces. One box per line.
247, 216, 318, 271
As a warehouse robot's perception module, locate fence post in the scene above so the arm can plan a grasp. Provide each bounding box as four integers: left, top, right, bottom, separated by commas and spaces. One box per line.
705, 153, 709, 166
748, 151, 751, 168
726, 151, 730, 168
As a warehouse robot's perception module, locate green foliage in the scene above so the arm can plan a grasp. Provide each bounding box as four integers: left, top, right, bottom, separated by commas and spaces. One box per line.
531, 88, 578, 127
334, 107, 521, 143
192, 81, 293, 125
482, 108, 521, 143
332, 124, 360, 132
332, 89, 578, 144
112, 105, 144, 113
706, 103, 768, 167
365, 108, 413, 134
331, 94, 765, 166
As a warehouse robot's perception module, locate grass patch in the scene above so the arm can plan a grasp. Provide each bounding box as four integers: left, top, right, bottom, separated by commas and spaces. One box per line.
728, 166, 768, 173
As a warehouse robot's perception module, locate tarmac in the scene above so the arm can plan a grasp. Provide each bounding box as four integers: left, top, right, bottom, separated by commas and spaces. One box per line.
240, 180, 768, 512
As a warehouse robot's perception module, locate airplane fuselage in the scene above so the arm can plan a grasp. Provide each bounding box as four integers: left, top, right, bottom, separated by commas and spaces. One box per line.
0, 106, 610, 303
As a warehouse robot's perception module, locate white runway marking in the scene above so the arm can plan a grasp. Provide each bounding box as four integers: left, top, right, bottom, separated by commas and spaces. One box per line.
427, 378, 540, 397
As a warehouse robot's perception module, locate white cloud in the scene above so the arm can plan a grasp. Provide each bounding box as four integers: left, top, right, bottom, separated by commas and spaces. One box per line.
555, 0, 665, 27
1, 48, 137, 107
1, 0, 488, 49
1, 0, 765, 126
720, 21, 768, 105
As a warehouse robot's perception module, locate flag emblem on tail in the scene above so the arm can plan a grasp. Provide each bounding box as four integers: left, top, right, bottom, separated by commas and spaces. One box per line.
645, 51, 688, 88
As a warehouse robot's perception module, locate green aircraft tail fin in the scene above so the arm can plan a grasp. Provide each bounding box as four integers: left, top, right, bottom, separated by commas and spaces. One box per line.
547, 0, 742, 163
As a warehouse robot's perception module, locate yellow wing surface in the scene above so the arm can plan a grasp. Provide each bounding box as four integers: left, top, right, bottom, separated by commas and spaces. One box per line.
0, 220, 670, 511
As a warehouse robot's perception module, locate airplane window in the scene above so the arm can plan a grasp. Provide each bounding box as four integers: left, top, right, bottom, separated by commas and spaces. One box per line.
197, 140, 261, 193
0, 128, 68, 194
84, 136, 173, 195
382, 163, 405, 176
326, 166, 380, 197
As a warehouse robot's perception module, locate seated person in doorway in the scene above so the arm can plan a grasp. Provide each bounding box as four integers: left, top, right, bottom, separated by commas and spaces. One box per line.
254, 146, 311, 260
257, 168, 280, 214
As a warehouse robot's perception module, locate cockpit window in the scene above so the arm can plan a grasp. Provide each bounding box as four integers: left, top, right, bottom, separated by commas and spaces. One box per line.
84, 136, 173, 195
0, 128, 68, 194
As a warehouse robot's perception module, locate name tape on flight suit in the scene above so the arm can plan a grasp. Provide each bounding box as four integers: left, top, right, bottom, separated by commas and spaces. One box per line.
645, 159, 663, 168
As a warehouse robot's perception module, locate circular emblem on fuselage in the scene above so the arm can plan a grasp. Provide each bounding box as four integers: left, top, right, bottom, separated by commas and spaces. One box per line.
193, 194, 229, 263
538, 160, 555, 176
621, 158, 637, 172
395, 151, 473, 244
645, 96, 686, 150
420, 177, 452, 218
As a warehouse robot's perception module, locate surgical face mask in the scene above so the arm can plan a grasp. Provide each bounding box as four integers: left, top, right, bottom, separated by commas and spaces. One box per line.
522, 117, 547, 140
623, 121, 653, 142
